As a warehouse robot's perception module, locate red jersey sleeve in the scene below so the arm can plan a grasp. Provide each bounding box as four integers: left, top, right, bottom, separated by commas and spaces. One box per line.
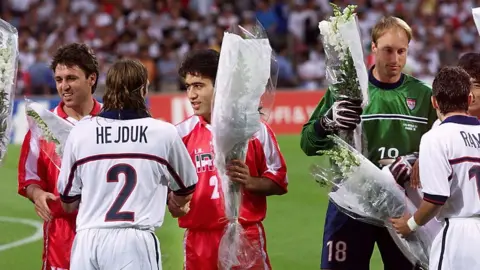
18, 130, 48, 198
257, 123, 288, 192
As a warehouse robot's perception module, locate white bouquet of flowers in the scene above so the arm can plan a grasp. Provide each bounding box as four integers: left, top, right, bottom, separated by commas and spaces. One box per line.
318, 3, 369, 153
0, 19, 19, 165
25, 99, 74, 169
212, 21, 277, 270
311, 135, 441, 269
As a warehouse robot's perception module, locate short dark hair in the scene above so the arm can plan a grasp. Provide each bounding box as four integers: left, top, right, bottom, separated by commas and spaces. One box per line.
458, 52, 480, 83
50, 43, 99, 93
432, 66, 472, 115
178, 49, 219, 84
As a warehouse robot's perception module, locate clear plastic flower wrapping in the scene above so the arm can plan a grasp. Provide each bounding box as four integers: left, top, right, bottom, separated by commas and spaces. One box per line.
24, 99, 74, 170
211, 20, 278, 269
0, 19, 19, 165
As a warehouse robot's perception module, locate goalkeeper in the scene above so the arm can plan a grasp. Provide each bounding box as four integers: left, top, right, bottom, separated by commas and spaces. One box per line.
300, 16, 437, 270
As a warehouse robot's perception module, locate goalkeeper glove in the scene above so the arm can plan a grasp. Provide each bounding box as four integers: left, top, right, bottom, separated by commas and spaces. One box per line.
389, 152, 419, 187
315, 97, 363, 135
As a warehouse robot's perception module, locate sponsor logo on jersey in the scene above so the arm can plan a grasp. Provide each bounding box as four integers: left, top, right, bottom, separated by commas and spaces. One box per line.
194, 150, 215, 173
406, 98, 416, 110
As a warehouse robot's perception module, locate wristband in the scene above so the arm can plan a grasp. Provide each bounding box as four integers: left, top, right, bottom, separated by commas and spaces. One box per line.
407, 216, 419, 232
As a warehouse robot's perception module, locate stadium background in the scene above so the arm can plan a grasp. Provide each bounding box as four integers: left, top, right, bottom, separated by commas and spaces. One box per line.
1, 0, 480, 269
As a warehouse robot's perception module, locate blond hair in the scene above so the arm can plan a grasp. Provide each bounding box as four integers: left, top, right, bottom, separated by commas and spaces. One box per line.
102, 59, 149, 115
371, 16, 412, 44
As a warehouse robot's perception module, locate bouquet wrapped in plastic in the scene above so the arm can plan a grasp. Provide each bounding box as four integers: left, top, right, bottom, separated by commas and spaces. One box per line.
318, 3, 369, 153
0, 19, 19, 165
211, 21, 277, 269
25, 99, 74, 169
311, 135, 441, 269
473, 7, 480, 35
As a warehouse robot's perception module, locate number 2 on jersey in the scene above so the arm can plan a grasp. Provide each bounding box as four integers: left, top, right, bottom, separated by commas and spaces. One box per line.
105, 164, 137, 222
468, 165, 480, 198
210, 175, 220, 199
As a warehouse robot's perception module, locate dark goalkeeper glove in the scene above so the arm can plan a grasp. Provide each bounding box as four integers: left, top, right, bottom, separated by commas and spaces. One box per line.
389, 152, 419, 187
316, 97, 363, 134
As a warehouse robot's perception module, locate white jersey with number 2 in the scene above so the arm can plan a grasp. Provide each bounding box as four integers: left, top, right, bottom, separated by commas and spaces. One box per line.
419, 115, 480, 270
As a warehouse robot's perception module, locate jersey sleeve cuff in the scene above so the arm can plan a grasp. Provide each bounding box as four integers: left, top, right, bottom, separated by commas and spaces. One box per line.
60, 194, 81, 204
423, 193, 448, 205
314, 119, 330, 137
18, 179, 48, 198
173, 184, 196, 196
262, 172, 288, 194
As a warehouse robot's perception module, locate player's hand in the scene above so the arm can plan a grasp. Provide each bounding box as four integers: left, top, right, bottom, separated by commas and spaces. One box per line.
226, 160, 254, 190
167, 193, 191, 218
390, 214, 412, 238
410, 160, 422, 189
32, 190, 57, 222
389, 152, 419, 187
320, 97, 363, 132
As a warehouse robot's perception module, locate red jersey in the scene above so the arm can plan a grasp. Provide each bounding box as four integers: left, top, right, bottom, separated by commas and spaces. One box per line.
175, 115, 288, 230
17, 100, 102, 269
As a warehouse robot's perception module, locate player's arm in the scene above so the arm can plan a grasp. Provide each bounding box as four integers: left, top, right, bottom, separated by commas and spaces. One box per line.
300, 88, 363, 156
227, 123, 287, 196
165, 129, 198, 207
18, 131, 57, 221
57, 132, 81, 213
391, 133, 449, 236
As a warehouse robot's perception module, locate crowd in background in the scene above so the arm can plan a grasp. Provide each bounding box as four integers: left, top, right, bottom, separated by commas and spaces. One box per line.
2, 0, 480, 96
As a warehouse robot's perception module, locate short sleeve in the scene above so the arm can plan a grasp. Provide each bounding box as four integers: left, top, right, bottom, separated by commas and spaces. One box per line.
258, 123, 288, 192
57, 132, 81, 203
419, 132, 451, 205
165, 128, 198, 196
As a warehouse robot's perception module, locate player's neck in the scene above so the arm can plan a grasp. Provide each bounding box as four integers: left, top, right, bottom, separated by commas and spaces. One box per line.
441, 111, 469, 121
63, 98, 94, 120
468, 108, 480, 119
372, 67, 402, 84
202, 113, 211, 124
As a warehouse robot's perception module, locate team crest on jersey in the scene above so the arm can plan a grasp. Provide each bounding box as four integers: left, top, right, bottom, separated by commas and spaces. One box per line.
194, 151, 215, 173
406, 98, 416, 110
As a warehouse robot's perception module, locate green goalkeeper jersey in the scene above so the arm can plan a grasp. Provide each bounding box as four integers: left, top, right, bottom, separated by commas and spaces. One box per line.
300, 71, 438, 166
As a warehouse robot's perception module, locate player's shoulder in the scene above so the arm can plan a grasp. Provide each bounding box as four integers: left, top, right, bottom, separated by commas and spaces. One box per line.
175, 115, 200, 138
403, 74, 432, 92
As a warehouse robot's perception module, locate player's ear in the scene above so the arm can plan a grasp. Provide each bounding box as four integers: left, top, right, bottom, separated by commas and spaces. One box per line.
371, 42, 376, 53
468, 92, 474, 106
431, 96, 439, 109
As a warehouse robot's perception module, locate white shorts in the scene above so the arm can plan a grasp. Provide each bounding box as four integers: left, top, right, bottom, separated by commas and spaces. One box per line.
429, 217, 480, 270
70, 228, 161, 270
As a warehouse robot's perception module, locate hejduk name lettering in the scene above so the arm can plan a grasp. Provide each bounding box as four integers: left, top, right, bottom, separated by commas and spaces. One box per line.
96, 126, 148, 144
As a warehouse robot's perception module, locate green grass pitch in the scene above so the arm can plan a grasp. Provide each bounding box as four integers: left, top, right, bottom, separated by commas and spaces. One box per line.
0, 135, 384, 269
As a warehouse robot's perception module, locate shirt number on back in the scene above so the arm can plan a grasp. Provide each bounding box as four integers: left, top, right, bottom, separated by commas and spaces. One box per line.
468, 165, 480, 198
105, 164, 137, 222
210, 175, 220, 199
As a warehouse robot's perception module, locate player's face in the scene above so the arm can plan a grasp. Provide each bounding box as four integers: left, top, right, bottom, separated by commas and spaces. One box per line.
185, 74, 214, 120
371, 28, 409, 79
468, 81, 480, 118
55, 64, 95, 108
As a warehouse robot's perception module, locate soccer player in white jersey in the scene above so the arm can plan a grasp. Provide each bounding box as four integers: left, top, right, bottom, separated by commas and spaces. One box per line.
391, 66, 480, 270
57, 59, 198, 270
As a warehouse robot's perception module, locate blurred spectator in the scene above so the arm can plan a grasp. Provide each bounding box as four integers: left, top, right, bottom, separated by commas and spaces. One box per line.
4, 0, 480, 95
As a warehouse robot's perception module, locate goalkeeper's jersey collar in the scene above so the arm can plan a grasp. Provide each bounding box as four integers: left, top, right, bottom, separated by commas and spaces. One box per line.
369, 65, 405, 90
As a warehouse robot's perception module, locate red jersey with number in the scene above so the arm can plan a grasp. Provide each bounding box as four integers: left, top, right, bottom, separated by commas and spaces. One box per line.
175, 115, 288, 230
17, 100, 102, 269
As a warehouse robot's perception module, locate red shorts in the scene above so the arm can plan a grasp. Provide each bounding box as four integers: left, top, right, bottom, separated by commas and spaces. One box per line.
41, 216, 76, 269
183, 223, 271, 270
